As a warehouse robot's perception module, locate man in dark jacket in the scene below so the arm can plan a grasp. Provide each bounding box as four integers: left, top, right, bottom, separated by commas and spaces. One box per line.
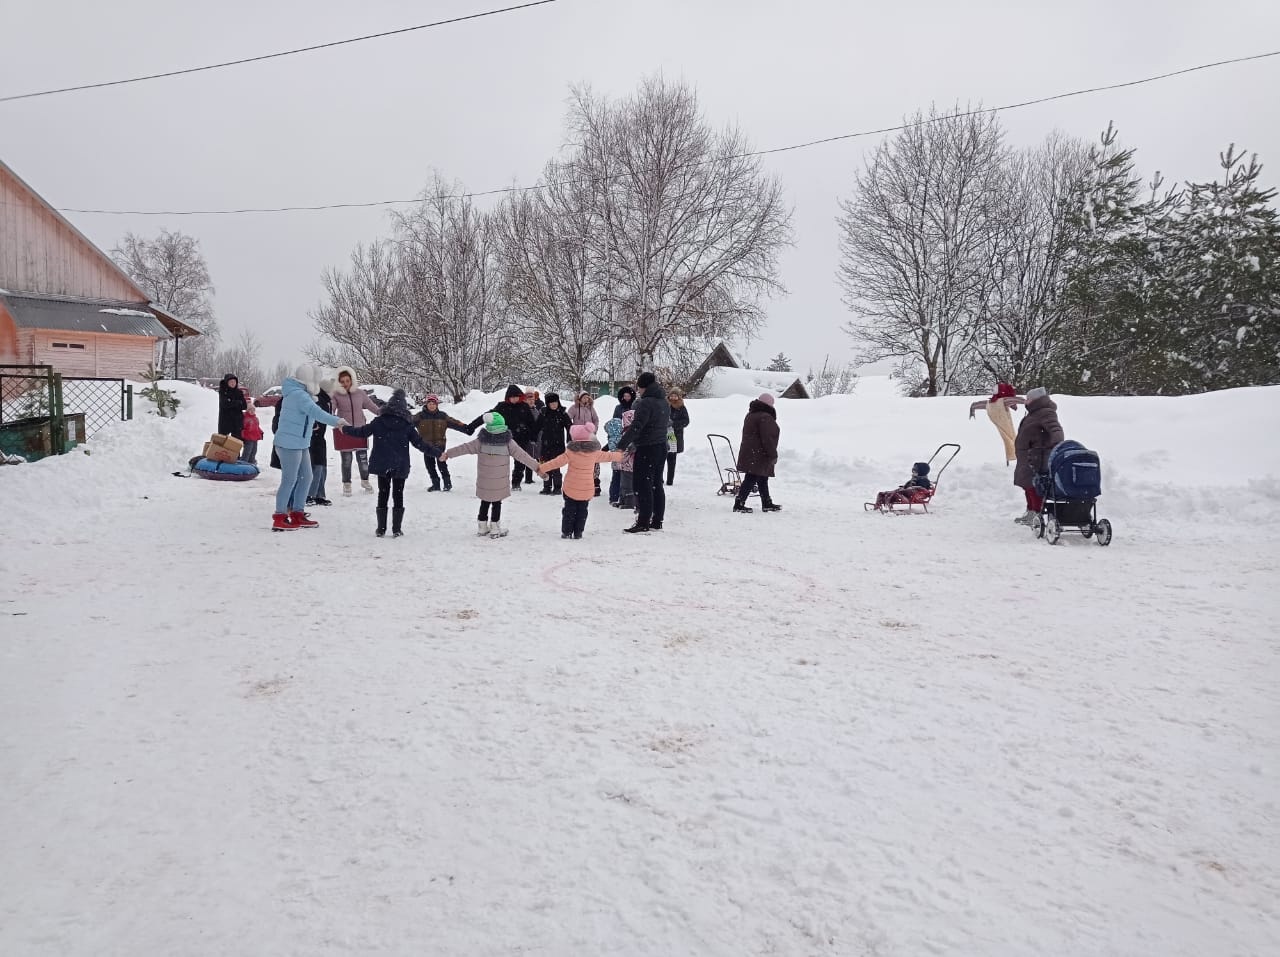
616, 371, 672, 533
468, 384, 538, 490
218, 374, 247, 438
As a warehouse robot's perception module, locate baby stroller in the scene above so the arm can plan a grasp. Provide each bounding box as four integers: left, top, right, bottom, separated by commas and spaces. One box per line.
864, 443, 961, 514
1033, 440, 1113, 546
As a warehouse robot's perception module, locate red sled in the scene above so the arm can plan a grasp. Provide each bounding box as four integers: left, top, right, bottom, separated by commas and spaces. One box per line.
865, 443, 960, 514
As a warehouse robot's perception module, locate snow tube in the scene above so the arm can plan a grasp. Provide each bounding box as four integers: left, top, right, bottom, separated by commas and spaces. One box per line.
192, 457, 260, 481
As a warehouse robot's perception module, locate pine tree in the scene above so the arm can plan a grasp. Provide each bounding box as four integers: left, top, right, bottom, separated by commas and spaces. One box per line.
1053, 125, 1181, 394
1160, 147, 1280, 391
765, 352, 792, 372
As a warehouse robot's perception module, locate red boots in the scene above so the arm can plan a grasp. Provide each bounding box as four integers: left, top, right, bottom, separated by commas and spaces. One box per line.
271, 512, 294, 532
289, 510, 318, 529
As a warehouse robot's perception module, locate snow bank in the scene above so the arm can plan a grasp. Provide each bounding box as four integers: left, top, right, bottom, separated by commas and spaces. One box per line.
696, 365, 803, 398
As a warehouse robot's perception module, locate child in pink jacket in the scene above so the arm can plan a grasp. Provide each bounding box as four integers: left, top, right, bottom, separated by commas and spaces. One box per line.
539, 424, 623, 539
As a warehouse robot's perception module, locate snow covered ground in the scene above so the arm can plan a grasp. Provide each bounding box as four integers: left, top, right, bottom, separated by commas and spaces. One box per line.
2, 379, 1278, 956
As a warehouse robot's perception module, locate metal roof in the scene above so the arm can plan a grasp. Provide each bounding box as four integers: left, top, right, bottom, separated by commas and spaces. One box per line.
0, 292, 170, 338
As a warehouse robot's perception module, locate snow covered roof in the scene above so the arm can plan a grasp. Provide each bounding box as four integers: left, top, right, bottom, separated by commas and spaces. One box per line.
0, 292, 169, 338
696, 366, 810, 399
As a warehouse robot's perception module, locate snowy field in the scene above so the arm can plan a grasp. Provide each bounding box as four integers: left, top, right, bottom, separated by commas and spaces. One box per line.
2, 378, 1278, 956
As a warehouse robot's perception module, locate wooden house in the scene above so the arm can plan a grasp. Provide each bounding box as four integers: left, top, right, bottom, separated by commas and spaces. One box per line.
684, 341, 810, 399
0, 158, 201, 379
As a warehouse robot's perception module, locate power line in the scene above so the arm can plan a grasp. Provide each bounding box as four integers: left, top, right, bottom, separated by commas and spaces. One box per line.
0, 0, 560, 104
48, 47, 1280, 217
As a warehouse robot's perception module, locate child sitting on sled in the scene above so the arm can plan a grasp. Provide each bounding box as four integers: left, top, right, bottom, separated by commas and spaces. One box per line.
872, 462, 933, 509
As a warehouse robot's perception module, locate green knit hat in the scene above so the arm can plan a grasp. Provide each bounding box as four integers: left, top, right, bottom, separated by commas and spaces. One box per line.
483, 411, 507, 433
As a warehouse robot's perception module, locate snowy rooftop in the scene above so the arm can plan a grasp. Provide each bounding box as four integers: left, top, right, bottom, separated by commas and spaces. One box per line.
696, 365, 806, 398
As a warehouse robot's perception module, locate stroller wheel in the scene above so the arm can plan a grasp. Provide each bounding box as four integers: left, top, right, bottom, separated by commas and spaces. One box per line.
1034, 514, 1046, 539
1044, 516, 1062, 545
1094, 518, 1113, 546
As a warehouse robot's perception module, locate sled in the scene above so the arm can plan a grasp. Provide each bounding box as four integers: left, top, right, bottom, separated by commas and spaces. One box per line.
707, 433, 753, 497
864, 443, 961, 514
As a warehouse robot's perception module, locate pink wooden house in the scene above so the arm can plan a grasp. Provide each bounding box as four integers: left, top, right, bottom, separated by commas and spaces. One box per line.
0, 158, 201, 379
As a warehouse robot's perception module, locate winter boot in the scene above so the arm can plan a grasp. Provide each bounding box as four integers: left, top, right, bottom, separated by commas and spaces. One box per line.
623, 521, 650, 534
477, 521, 491, 536
271, 512, 295, 532
343, 482, 353, 497
443, 478, 453, 492
552, 473, 563, 495
290, 510, 319, 528
540, 480, 554, 495
375, 507, 388, 537
428, 483, 441, 492
392, 508, 404, 537
1014, 510, 1037, 526
362, 479, 373, 493
761, 503, 782, 513
489, 522, 509, 539
733, 501, 753, 514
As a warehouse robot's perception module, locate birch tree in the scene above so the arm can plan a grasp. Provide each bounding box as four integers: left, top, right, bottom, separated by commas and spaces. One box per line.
567, 76, 791, 373
307, 240, 408, 386
390, 177, 514, 401
837, 105, 1007, 396
112, 228, 219, 377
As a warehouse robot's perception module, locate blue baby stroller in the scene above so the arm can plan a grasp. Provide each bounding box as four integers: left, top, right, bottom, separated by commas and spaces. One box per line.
1033, 440, 1113, 546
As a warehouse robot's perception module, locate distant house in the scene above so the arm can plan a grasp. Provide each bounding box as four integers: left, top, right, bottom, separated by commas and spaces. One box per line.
684, 341, 810, 399
0, 158, 201, 380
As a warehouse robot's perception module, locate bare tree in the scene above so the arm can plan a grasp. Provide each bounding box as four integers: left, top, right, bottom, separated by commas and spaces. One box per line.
390, 177, 514, 401
838, 105, 1008, 396
213, 329, 267, 394
266, 360, 294, 390
806, 356, 859, 397
966, 132, 1091, 386
568, 76, 792, 374
497, 161, 614, 391
112, 229, 219, 377
307, 240, 408, 385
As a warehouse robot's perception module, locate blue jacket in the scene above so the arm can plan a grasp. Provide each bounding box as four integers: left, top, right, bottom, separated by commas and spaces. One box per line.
343, 410, 438, 476
273, 378, 341, 450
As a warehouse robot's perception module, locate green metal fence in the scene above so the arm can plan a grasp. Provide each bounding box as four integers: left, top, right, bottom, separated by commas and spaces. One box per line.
0, 365, 133, 462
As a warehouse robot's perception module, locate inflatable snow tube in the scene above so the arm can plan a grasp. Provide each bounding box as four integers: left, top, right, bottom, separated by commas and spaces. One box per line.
192, 457, 260, 481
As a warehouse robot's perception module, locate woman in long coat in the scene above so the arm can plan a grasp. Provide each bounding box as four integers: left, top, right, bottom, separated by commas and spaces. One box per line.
732, 393, 781, 514
1012, 387, 1065, 524
666, 387, 691, 486
218, 374, 246, 438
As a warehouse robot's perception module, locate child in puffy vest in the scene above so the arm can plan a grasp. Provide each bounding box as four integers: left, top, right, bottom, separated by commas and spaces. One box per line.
872, 462, 933, 508
538, 424, 624, 539
441, 411, 541, 539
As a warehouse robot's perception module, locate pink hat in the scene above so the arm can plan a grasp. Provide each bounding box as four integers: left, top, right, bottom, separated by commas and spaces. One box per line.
570, 423, 594, 442
757, 393, 775, 406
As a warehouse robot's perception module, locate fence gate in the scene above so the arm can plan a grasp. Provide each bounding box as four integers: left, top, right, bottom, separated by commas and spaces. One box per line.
0, 365, 133, 461
61, 376, 134, 435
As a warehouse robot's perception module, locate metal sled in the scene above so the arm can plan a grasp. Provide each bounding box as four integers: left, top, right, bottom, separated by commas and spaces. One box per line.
708, 433, 753, 497
864, 443, 961, 514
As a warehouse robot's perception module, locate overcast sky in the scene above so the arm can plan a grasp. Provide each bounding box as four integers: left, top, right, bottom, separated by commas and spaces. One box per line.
4, 0, 1278, 377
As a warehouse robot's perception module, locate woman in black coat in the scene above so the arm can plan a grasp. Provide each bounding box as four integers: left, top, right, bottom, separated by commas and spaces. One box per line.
217, 374, 247, 437
665, 387, 690, 485
340, 389, 436, 537
307, 386, 333, 505
733, 393, 781, 514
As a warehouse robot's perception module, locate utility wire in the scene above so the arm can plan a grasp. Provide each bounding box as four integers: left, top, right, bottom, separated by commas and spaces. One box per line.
0, 0, 560, 104
47, 47, 1280, 217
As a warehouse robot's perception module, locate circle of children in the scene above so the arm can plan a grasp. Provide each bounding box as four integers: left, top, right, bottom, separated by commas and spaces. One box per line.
217, 364, 779, 540
218, 367, 1066, 539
